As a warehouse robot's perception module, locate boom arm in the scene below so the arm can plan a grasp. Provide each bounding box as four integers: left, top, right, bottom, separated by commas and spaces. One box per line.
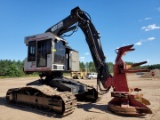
46, 7, 153, 116
46, 7, 112, 90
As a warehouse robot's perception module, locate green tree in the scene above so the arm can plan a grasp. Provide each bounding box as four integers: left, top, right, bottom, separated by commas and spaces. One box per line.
0, 60, 8, 76
88, 62, 96, 72
80, 62, 85, 72
6, 64, 18, 77
107, 62, 114, 73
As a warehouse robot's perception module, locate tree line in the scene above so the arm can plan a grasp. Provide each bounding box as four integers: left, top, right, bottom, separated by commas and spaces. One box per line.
80, 61, 160, 73
0, 59, 25, 77
80, 62, 114, 73
0, 59, 159, 77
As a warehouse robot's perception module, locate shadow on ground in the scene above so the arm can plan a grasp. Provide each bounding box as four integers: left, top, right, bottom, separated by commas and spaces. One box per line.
0, 96, 146, 119
77, 102, 146, 118
0, 97, 6, 105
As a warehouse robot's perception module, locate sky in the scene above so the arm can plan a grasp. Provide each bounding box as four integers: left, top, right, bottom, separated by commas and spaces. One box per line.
0, 0, 160, 65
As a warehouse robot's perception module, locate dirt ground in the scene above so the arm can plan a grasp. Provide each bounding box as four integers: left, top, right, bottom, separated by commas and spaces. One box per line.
0, 74, 160, 120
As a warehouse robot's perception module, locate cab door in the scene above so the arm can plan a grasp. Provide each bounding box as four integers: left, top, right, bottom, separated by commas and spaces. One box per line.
37, 39, 51, 67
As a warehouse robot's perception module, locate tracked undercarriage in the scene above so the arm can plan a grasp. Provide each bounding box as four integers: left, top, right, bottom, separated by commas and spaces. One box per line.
6, 85, 77, 116
6, 73, 98, 116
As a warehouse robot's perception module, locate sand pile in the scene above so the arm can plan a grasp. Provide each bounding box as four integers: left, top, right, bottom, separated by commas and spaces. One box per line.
141, 69, 160, 78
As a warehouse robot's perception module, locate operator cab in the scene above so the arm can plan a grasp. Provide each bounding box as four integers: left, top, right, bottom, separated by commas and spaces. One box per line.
24, 32, 79, 73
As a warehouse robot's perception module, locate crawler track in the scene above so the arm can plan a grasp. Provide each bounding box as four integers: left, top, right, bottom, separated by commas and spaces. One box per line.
6, 85, 77, 116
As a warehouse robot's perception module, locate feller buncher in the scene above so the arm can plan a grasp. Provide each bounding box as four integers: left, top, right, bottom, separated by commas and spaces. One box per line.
6, 6, 152, 116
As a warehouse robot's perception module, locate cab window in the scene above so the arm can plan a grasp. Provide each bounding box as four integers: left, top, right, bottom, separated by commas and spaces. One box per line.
28, 41, 36, 61
54, 41, 66, 64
